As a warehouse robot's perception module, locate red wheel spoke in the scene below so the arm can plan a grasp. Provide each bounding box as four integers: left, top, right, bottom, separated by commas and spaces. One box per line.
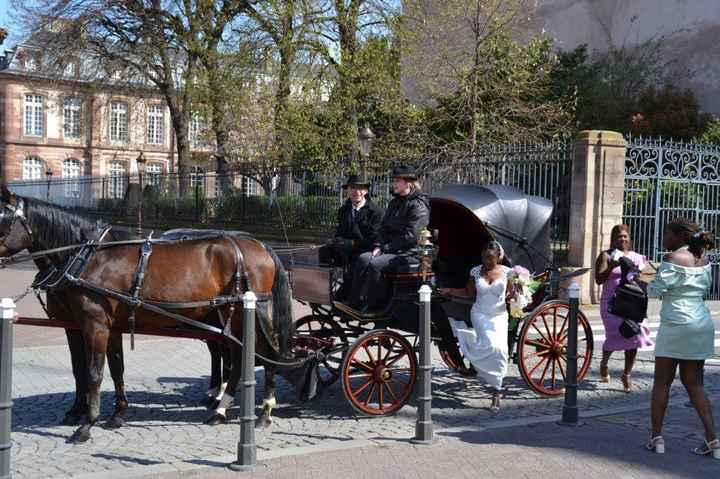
385, 352, 406, 368
351, 359, 374, 373
531, 322, 551, 343
348, 373, 372, 379
540, 315, 553, 341
386, 367, 412, 373
353, 377, 374, 397
362, 344, 376, 365
381, 339, 396, 363
538, 357, 552, 384
364, 383, 377, 406
556, 316, 568, 341
523, 349, 550, 360
383, 382, 398, 403
528, 356, 549, 377
552, 308, 558, 339
557, 357, 567, 381
551, 359, 557, 389
378, 382, 384, 410
524, 339, 550, 350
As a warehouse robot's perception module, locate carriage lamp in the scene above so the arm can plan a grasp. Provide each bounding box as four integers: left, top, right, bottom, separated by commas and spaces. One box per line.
418, 228, 433, 284
357, 124, 375, 182
135, 152, 147, 236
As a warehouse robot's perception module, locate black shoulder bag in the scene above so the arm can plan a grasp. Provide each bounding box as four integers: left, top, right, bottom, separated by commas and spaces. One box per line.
608, 256, 648, 338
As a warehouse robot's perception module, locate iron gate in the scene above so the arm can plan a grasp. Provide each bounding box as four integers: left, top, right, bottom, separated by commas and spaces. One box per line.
623, 136, 720, 299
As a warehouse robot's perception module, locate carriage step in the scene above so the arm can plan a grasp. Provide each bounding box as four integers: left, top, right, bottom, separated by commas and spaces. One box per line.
332, 302, 390, 322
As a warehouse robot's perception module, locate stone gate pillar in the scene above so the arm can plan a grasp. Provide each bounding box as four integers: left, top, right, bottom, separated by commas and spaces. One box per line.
568, 130, 627, 304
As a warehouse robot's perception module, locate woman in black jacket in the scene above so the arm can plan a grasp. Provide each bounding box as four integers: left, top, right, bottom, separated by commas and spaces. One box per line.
346, 166, 430, 313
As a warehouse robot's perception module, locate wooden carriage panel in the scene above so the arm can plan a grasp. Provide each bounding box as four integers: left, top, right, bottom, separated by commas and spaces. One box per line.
289, 264, 333, 304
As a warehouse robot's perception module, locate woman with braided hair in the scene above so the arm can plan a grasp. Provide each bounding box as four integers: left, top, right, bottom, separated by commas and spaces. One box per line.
644, 217, 718, 458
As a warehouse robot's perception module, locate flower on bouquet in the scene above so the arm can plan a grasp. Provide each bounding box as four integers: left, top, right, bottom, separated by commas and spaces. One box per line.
507, 266, 544, 320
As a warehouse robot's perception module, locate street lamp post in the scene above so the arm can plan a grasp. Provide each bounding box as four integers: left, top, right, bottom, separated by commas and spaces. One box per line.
45, 169, 53, 201
136, 152, 147, 237
357, 124, 375, 183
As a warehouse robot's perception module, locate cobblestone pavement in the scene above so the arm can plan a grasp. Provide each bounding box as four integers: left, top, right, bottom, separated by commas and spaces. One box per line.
147, 396, 720, 479
4, 263, 720, 478
9, 333, 720, 479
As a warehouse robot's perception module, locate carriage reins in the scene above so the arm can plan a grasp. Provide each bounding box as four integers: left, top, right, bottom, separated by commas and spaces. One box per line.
3, 218, 315, 368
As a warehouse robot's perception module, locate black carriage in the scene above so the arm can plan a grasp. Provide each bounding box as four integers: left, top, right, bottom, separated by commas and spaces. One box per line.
290, 184, 593, 415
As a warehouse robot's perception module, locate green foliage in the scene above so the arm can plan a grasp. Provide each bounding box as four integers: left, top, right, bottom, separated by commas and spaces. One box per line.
700, 118, 720, 145
630, 86, 712, 138
429, 32, 575, 144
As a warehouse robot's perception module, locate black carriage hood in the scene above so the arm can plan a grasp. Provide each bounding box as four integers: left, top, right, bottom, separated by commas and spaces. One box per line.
429, 184, 553, 273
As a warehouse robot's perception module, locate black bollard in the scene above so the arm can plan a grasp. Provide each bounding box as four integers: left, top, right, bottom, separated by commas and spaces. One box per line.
229, 291, 257, 472
559, 283, 582, 426
1, 298, 15, 479
412, 284, 434, 444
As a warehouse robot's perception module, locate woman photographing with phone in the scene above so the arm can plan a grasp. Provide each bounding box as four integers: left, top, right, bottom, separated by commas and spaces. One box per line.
595, 225, 653, 393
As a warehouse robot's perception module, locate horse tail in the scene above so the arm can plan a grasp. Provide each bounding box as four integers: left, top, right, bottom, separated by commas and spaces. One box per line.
266, 244, 294, 357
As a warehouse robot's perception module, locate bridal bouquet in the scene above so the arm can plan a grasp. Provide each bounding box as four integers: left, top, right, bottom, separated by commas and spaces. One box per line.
507, 266, 543, 323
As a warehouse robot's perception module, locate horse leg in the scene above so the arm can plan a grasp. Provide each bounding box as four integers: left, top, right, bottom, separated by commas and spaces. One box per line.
205, 341, 241, 426
63, 328, 89, 426
69, 323, 109, 444
257, 365, 277, 429
203, 341, 223, 409
104, 330, 128, 429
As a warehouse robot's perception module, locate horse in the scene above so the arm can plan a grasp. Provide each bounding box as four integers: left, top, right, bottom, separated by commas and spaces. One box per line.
0, 185, 295, 442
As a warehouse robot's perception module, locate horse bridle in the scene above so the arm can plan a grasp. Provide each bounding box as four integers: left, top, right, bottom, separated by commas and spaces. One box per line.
0, 200, 33, 249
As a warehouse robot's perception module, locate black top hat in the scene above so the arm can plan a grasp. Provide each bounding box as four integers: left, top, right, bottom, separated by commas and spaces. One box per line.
342, 174, 371, 189
392, 165, 418, 180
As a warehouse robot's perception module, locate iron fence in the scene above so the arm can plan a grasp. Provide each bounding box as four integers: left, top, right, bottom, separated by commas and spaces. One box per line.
623, 135, 720, 299
9, 139, 572, 254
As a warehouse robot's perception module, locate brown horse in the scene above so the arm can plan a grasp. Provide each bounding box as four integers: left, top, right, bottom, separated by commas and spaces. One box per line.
0, 185, 295, 443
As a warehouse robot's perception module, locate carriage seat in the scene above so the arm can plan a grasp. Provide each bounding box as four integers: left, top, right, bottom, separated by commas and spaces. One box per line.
160, 228, 252, 242
382, 254, 434, 281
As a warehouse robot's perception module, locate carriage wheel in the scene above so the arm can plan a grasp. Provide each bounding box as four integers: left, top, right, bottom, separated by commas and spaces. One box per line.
341, 330, 417, 415
517, 300, 594, 396
438, 341, 476, 377
295, 315, 348, 387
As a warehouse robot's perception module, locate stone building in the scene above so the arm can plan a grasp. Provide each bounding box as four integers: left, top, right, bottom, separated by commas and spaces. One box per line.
0, 41, 210, 189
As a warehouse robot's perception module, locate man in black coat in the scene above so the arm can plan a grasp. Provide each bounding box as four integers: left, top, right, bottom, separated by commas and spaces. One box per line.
345, 166, 430, 313
320, 174, 384, 299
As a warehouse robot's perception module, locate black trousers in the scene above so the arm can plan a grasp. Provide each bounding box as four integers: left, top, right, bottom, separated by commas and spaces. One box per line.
348, 252, 402, 309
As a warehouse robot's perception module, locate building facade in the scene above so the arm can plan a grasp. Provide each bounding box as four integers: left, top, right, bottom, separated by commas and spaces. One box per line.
0, 45, 191, 186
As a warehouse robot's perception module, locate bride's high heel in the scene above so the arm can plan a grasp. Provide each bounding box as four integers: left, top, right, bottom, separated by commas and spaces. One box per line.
646, 436, 665, 454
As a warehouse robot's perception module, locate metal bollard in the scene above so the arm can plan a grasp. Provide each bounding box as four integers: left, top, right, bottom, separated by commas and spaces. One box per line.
1, 298, 15, 479
559, 283, 582, 426
412, 284, 434, 444
229, 291, 257, 472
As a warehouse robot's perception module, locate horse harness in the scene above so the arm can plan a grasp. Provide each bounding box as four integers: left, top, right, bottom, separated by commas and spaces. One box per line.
27, 228, 306, 367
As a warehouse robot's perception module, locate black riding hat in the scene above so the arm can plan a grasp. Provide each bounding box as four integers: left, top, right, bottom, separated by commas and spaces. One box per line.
341, 174, 371, 189
391, 165, 418, 180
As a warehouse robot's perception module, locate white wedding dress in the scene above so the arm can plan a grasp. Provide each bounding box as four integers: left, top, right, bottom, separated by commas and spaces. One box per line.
449, 265, 509, 390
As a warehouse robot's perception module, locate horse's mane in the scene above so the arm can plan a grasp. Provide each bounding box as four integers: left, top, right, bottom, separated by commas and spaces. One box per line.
22, 196, 126, 250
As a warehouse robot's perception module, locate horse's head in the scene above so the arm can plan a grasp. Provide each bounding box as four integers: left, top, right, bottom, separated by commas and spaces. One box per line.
0, 184, 33, 257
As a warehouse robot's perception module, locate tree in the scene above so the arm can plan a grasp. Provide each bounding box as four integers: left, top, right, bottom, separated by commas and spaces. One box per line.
402, 0, 573, 147
16, 0, 200, 190
630, 85, 712, 139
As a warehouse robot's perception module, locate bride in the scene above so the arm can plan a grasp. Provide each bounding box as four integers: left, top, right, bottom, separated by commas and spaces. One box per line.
440, 241, 512, 412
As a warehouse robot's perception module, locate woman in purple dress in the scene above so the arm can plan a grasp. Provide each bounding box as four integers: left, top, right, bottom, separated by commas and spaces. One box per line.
595, 224, 654, 393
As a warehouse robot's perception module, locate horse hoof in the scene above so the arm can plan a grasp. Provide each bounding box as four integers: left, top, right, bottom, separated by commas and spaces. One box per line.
255, 416, 273, 429
67, 428, 91, 444
204, 413, 227, 426
103, 416, 125, 429
62, 414, 83, 426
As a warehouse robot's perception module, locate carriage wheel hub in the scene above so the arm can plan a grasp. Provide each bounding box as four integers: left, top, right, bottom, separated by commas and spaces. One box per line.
374, 365, 391, 382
